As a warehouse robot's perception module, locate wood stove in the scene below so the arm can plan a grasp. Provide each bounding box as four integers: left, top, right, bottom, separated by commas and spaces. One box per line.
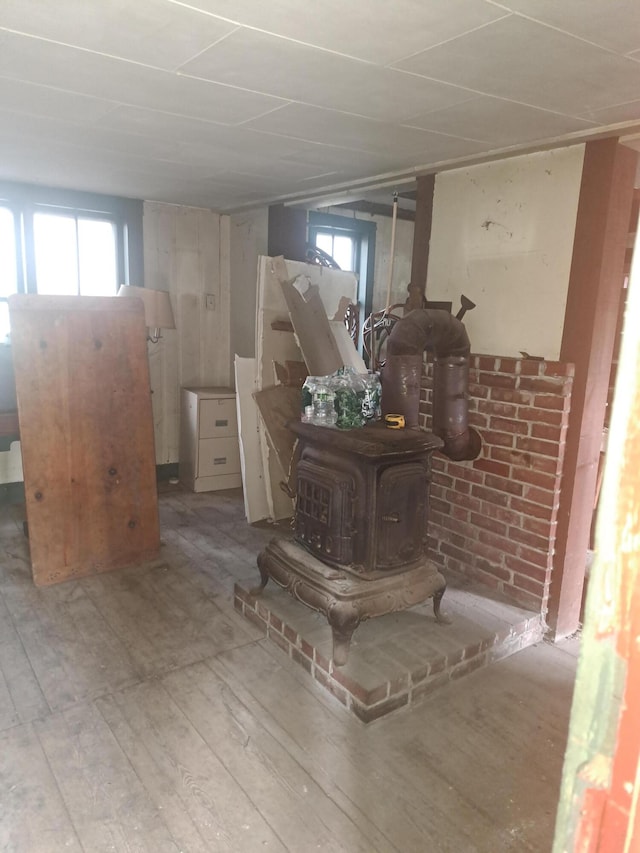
254, 420, 448, 665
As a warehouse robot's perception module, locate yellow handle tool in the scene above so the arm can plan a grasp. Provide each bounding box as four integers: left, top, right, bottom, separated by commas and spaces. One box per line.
384, 414, 405, 429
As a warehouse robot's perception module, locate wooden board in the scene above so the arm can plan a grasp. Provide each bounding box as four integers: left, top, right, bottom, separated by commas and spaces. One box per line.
234, 356, 270, 523
252, 385, 300, 476
9, 294, 160, 586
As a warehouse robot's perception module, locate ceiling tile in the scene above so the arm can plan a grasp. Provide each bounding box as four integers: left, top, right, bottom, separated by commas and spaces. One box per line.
0, 30, 288, 124
406, 94, 597, 145
498, 0, 640, 55
178, 28, 474, 122
168, 0, 509, 64
394, 16, 640, 115
582, 99, 640, 126
244, 103, 491, 161
0, 77, 116, 123
0, 0, 237, 71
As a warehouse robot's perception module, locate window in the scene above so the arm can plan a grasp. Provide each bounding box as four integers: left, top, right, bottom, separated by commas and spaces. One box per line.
0, 181, 144, 342
308, 211, 376, 351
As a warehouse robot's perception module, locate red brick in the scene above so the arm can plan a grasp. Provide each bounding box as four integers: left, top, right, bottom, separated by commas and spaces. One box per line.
498, 357, 520, 374
526, 517, 557, 539
531, 422, 565, 443
480, 372, 518, 390
451, 478, 471, 495
517, 544, 552, 570
519, 376, 572, 395
504, 557, 551, 583
450, 654, 487, 680
469, 511, 508, 536
489, 416, 529, 436
291, 647, 313, 674
469, 412, 489, 429
510, 497, 555, 521
432, 471, 454, 488
482, 429, 516, 449
503, 586, 545, 610
478, 528, 519, 555
284, 624, 298, 644
313, 669, 348, 706
490, 388, 534, 405
517, 406, 565, 427
542, 361, 575, 377
481, 502, 522, 526
528, 454, 563, 476
243, 608, 267, 632
511, 467, 558, 491
490, 446, 533, 467
476, 356, 499, 371
484, 473, 524, 497
478, 399, 519, 418
473, 540, 507, 565
471, 485, 509, 507
446, 489, 482, 512
441, 542, 472, 565
534, 394, 569, 411
468, 567, 504, 589
451, 465, 484, 485
516, 436, 563, 458
508, 525, 551, 552
473, 458, 511, 478
468, 383, 490, 399
270, 613, 283, 633
431, 497, 452, 515
301, 638, 314, 659
511, 572, 547, 595
519, 359, 544, 376
523, 485, 558, 508
450, 504, 470, 522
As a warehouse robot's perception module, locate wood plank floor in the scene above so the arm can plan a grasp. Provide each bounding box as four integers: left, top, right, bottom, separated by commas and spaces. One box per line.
0, 485, 579, 852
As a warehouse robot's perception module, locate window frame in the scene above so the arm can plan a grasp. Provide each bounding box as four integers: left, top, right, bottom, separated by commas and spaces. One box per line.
308, 211, 376, 337
0, 180, 144, 297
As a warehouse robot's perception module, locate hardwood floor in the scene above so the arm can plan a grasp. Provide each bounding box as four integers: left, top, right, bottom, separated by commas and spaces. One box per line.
0, 486, 579, 852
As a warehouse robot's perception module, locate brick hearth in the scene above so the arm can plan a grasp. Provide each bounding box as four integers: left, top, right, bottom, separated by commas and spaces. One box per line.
235, 576, 544, 723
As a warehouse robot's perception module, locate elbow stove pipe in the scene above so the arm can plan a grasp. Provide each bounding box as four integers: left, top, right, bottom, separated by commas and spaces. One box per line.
381, 309, 482, 461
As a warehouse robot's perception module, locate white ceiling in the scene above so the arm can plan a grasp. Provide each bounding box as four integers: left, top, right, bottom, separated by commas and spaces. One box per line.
1, 0, 639, 211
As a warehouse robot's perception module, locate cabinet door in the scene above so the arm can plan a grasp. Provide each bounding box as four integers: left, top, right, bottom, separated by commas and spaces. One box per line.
376, 463, 428, 570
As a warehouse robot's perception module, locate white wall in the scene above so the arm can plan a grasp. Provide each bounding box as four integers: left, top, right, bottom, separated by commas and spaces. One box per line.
426, 146, 585, 359
229, 207, 268, 362
144, 201, 231, 464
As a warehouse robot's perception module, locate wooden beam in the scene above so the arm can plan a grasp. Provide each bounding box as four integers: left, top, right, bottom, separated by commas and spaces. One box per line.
547, 139, 637, 639
407, 174, 435, 310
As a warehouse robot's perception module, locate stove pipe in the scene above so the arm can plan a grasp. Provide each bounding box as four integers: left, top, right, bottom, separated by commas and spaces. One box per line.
381, 309, 482, 461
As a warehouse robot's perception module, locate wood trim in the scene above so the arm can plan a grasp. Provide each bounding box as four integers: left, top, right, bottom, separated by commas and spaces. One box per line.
547, 138, 637, 638
407, 174, 436, 309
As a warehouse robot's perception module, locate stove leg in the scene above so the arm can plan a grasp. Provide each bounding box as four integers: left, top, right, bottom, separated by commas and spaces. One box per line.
433, 581, 452, 624
328, 604, 360, 666
251, 554, 270, 597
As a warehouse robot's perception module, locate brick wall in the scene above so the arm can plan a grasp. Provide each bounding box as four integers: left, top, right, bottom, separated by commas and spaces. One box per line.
421, 356, 574, 615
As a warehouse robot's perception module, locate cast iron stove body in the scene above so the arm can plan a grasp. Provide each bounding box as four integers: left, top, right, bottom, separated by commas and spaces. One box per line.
255, 420, 448, 665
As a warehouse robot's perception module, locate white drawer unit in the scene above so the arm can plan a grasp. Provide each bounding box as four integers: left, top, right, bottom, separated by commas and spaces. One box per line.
179, 387, 242, 492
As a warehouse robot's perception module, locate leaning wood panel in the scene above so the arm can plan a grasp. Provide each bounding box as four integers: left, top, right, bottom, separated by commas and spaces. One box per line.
9, 294, 160, 586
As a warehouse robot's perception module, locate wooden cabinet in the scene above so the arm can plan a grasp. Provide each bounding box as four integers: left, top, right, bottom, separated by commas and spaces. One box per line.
179, 387, 242, 492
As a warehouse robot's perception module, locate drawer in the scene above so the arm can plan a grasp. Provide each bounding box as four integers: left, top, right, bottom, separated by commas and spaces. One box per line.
198, 437, 241, 477
199, 397, 237, 439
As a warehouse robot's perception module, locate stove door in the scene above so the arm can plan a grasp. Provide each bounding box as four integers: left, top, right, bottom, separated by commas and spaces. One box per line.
295, 459, 355, 565
376, 462, 428, 570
